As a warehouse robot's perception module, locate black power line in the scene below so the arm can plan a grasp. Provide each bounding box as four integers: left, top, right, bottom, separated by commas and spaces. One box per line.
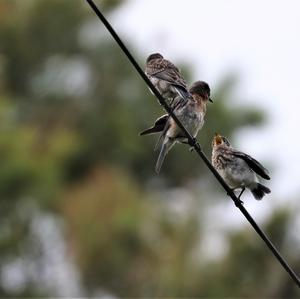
85, 0, 300, 288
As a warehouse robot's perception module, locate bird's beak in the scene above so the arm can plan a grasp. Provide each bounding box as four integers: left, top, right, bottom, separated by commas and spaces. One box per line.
214, 133, 222, 145
209, 98, 213, 103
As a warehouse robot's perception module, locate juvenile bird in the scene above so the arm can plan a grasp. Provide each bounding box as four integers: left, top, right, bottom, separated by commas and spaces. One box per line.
211, 134, 271, 201
140, 81, 212, 173
145, 53, 192, 107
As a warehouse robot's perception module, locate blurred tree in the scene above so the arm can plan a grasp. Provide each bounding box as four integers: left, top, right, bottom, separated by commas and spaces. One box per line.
62, 167, 201, 296
0, 0, 298, 297
0, 0, 263, 186
197, 209, 300, 297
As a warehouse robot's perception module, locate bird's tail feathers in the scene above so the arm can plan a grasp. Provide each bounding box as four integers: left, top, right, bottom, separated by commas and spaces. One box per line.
154, 133, 164, 152
250, 183, 271, 200
140, 127, 158, 136
174, 86, 192, 101
155, 139, 173, 173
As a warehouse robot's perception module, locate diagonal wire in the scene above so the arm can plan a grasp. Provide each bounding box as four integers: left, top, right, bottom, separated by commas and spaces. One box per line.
85, 0, 300, 288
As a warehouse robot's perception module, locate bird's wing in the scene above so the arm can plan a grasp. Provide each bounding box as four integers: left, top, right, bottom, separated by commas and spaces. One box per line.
154, 117, 172, 151
173, 96, 189, 110
232, 150, 270, 180
147, 59, 188, 90
139, 114, 169, 136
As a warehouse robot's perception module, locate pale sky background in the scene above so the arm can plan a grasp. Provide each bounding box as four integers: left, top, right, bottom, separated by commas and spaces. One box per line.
110, 0, 300, 210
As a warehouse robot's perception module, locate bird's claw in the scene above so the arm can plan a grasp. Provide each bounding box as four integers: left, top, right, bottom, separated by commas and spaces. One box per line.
234, 198, 244, 207
188, 137, 198, 148
227, 188, 244, 207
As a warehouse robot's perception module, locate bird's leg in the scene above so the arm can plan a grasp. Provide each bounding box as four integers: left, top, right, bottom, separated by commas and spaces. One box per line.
228, 187, 245, 206
188, 137, 197, 147
237, 186, 246, 200
179, 140, 194, 152
234, 187, 245, 206
187, 137, 199, 152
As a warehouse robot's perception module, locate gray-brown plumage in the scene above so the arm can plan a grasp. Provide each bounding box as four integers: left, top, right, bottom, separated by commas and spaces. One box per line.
140, 81, 212, 173
212, 134, 271, 200
145, 53, 192, 106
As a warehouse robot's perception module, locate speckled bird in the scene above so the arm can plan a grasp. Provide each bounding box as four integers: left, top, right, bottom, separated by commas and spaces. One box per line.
212, 134, 271, 201
145, 53, 192, 107
140, 81, 212, 173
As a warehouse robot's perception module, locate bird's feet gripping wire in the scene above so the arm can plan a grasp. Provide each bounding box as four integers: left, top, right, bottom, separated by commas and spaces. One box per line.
189, 137, 200, 152
182, 137, 198, 152
227, 187, 245, 207
237, 186, 246, 200
233, 187, 245, 207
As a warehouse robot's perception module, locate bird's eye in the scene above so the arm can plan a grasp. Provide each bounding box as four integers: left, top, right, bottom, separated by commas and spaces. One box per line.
222, 137, 230, 146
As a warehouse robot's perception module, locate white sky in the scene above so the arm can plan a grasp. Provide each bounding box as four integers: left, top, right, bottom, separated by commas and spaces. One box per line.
112, 0, 300, 205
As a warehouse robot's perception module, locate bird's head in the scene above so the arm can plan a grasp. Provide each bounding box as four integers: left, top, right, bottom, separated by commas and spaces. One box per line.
146, 53, 163, 63
189, 81, 213, 103
212, 133, 231, 147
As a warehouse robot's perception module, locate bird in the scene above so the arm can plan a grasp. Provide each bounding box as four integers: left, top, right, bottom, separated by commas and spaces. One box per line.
140, 81, 212, 173
145, 53, 192, 107
211, 133, 271, 201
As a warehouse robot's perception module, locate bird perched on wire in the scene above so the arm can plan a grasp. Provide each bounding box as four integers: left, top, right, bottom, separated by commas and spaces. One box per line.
140, 81, 212, 173
212, 133, 271, 201
145, 53, 192, 107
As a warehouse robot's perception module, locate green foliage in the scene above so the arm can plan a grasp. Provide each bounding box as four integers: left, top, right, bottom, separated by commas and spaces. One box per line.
0, 99, 82, 206
200, 210, 300, 297
62, 167, 202, 296
0, 0, 298, 297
